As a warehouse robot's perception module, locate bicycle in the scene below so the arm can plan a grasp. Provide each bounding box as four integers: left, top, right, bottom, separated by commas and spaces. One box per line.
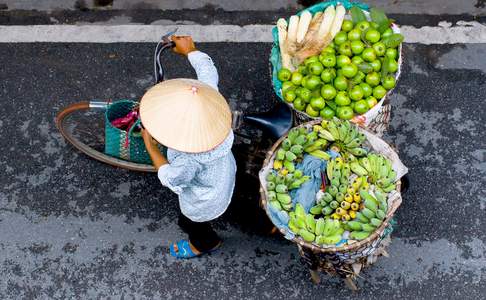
56, 30, 294, 177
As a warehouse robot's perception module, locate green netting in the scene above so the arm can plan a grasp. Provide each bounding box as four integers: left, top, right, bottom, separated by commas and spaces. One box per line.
270, 0, 369, 100
105, 100, 166, 164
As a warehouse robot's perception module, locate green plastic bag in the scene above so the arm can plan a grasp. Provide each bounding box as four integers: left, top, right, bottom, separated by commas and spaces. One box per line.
270, 0, 369, 100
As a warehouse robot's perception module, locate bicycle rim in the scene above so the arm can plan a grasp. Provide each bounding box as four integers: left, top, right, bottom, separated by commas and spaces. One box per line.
56, 101, 156, 172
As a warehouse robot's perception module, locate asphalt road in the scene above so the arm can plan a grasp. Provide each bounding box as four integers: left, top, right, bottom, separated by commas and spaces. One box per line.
0, 16, 485, 300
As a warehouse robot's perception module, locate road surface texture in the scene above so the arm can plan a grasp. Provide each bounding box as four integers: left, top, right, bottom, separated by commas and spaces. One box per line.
0, 1, 485, 299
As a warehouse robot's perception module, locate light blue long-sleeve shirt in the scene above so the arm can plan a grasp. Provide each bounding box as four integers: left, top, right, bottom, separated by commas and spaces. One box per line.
157, 51, 236, 222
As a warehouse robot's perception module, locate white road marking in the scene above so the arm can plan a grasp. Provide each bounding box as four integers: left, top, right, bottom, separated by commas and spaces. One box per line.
0, 22, 485, 44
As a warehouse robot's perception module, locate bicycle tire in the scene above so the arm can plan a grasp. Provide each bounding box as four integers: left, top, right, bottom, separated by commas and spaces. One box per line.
56, 101, 156, 172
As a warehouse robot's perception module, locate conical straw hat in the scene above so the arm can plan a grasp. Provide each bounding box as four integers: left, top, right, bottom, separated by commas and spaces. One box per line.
139, 78, 232, 153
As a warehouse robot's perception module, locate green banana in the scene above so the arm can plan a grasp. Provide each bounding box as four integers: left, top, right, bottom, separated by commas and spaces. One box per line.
282, 138, 291, 150
347, 221, 363, 231
361, 207, 376, 219
330, 177, 340, 187
382, 184, 396, 192
275, 174, 285, 184
370, 218, 383, 227
290, 145, 303, 155
350, 161, 368, 176
266, 172, 276, 183
359, 157, 372, 173
288, 219, 299, 233
310, 205, 323, 215
326, 160, 335, 179
319, 234, 341, 245
284, 174, 295, 185
327, 122, 340, 140
296, 217, 306, 229
287, 128, 299, 143
362, 223, 376, 232
295, 203, 305, 218
276, 149, 286, 161
350, 231, 371, 240
315, 218, 325, 236
339, 184, 348, 194
322, 192, 333, 203
309, 150, 331, 160
294, 169, 303, 179
285, 151, 297, 162
338, 123, 349, 142
282, 202, 293, 211
329, 201, 339, 209
294, 135, 307, 145
327, 185, 338, 197
277, 193, 291, 204
345, 138, 362, 149
267, 182, 276, 191
299, 229, 316, 242
283, 160, 295, 173
376, 209, 386, 220
360, 190, 379, 205
347, 147, 368, 157
322, 206, 334, 215
267, 191, 277, 201
364, 199, 378, 212
356, 212, 370, 223
306, 215, 316, 233
275, 184, 288, 194
336, 192, 345, 203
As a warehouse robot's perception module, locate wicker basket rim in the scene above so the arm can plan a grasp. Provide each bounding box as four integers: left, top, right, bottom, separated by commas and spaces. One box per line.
259, 119, 403, 254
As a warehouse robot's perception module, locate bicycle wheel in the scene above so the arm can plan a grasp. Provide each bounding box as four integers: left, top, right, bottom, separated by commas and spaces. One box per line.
56, 101, 156, 172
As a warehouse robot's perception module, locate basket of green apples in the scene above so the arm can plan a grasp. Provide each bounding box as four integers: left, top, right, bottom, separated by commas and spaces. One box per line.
271, 3, 403, 135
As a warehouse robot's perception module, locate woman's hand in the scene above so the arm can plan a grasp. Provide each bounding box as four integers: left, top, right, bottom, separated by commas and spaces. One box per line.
171, 35, 197, 56
142, 129, 158, 148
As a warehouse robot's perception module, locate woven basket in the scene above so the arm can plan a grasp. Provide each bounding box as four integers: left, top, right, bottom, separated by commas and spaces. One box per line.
270, 3, 403, 137
105, 100, 165, 164
259, 120, 403, 283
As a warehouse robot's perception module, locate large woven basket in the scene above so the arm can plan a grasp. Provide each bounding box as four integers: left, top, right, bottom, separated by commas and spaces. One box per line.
105, 100, 166, 164
259, 119, 403, 285
269, 1, 403, 137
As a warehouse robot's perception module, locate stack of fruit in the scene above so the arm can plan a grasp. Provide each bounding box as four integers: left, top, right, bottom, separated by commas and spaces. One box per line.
276, 6, 403, 120
263, 118, 400, 245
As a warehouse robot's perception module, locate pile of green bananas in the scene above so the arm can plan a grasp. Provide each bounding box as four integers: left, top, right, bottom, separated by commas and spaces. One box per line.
266, 170, 310, 211
316, 118, 368, 157
346, 190, 388, 240
349, 153, 397, 193
312, 157, 369, 221
289, 204, 344, 245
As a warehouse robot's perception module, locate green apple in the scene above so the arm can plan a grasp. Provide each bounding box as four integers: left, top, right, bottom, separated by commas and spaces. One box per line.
354, 100, 369, 114
305, 56, 319, 65
365, 29, 381, 43
347, 28, 362, 41
341, 63, 358, 78
385, 48, 398, 60
362, 48, 377, 62
306, 104, 320, 117
341, 20, 354, 32
337, 106, 354, 120
352, 71, 366, 84
304, 75, 321, 90
297, 65, 308, 75
349, 85, 364, 101
359, 83, 373, 97
335, 91, 351, 106
338, 41, 353, 57
308, 61, 324, 75
382, 28, 393, 38
356, 21, 370, 32
281, 81, 295, 93
291, 72, 303, 86
310, 96, 326, 110
320, 107, 336, 119
336, 55, 351, 68
365, 96, 378, 109
334, 76, 348, 91
320, 54, 336, 68
352, 55, 364, 65
351, 40, 365, 54
320, 68, 336, 83
321, 46, 336, 55
321, 84, 337, 100
366, 72, 381, 87
334, 31, 348, 45
277, 68, 292, 81
370, 59, 381, 72
382, 75, 396, 90
373, 85, 387, 99
300, 87, 312, 102
293, 98, 306, 111
387, 59, 399, 73
283, 89, 297, 103
372, 42, 386, 56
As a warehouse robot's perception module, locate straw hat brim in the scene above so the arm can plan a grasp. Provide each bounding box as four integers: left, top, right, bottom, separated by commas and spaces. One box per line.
139, 78, 232, 153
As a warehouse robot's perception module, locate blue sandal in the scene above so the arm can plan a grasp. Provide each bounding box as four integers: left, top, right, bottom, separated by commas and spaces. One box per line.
169, 240, 221, 259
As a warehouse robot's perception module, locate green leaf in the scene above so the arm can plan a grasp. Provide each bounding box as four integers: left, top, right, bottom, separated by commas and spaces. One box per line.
377, 20, 393, 34
383, 34, 404, 48
350, 6, 366, 25
358, 63, 373, 74
326, 100, 337, 111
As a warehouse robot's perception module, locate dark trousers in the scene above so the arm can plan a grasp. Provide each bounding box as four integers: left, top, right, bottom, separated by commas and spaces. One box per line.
178, 213, 222, 252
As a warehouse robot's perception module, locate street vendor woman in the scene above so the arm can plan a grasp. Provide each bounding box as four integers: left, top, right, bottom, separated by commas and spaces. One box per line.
140, 35, 236, 259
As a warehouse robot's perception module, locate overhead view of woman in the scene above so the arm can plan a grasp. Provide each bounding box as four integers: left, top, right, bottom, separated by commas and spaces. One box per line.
140, 35, 236, 259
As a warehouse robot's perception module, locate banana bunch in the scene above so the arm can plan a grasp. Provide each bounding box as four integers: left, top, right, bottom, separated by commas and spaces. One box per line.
316, 119, 367, 157
273, 127, 309, 175
289, 204, 344, 245
346, 190, 388, 240
349, 153, 397, 193
313, 158, 369, 222
266, 170, 310, 212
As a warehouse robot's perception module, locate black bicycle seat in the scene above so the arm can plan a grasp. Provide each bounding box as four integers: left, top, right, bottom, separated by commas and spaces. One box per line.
243, 102, 293, 140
